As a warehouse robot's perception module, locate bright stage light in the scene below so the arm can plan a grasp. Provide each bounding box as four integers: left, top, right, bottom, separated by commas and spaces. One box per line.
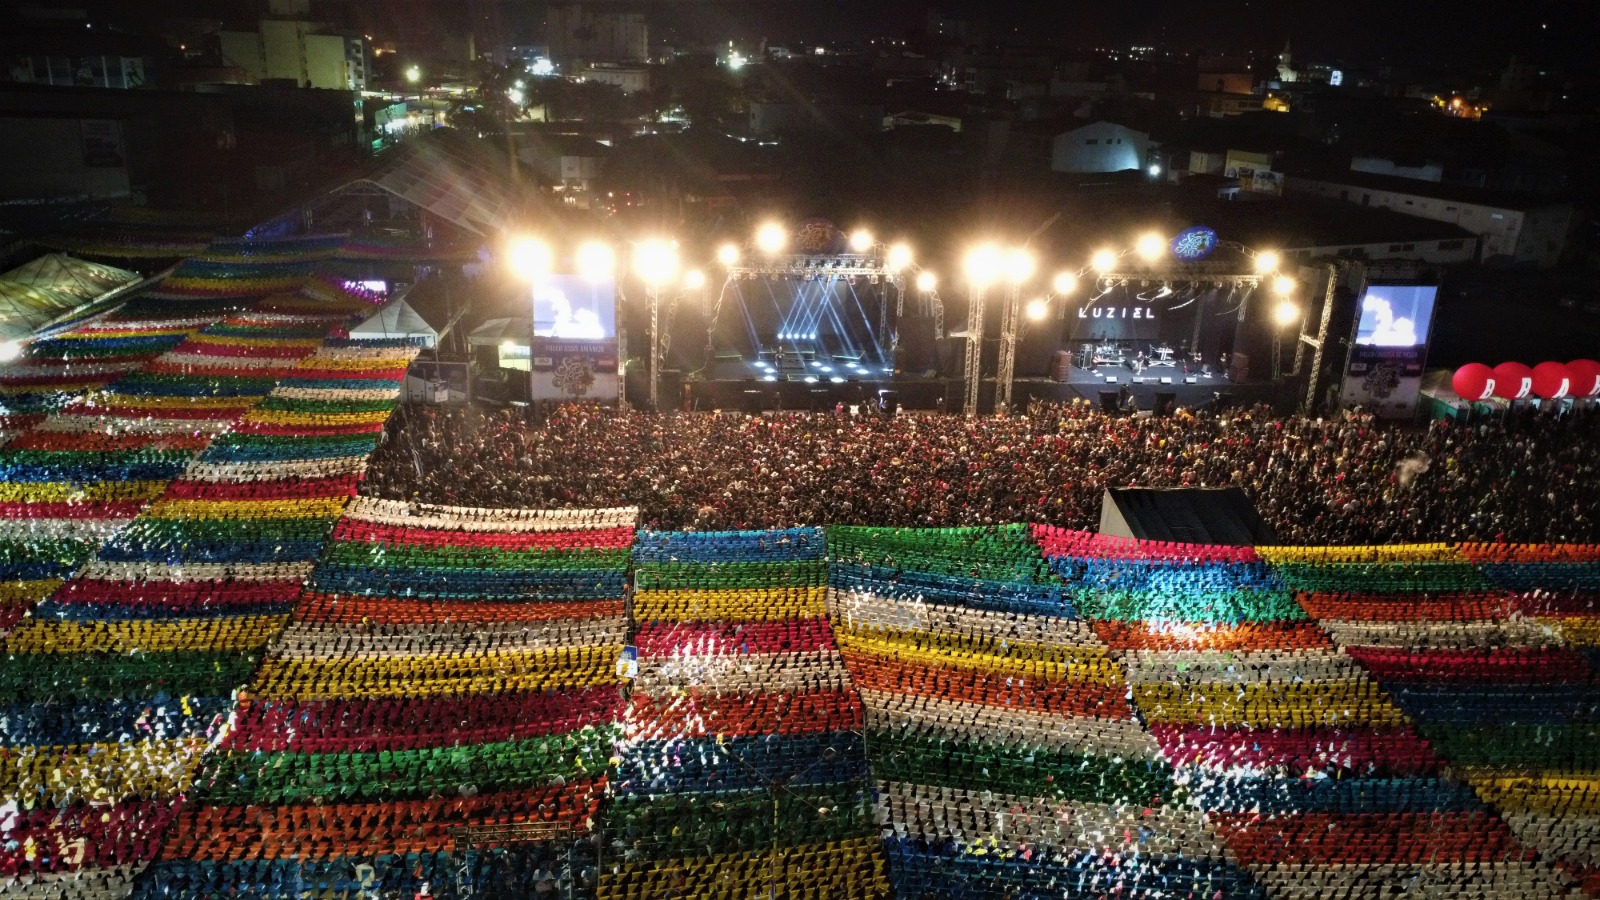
717, 243, 740, 266
886, 243, 913, 273
683, 269, 706, 290
756, 223, 786, 255
1005, 248, 1036, 285
1148, 163, 1163, 177
1026, 299, 1049, 321
915, 270, 937, 292
576, 241, 614, 283
849, 230, 873, 253
964, 243, 1003, 288
1052, 272, 1078, 295
1135, 232, 1166, 262
830, 376, 845, 384
1254, 251, 1281, 274
507, 237, 552, 280
0, 341, 23, 362
1273, 274, 1296, 296
1274, 299, 1301, 326
633, 240, 679, 286
1090, 249, 1118, 273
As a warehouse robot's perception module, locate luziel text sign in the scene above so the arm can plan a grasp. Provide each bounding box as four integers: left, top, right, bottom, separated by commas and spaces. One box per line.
1078, 306, 1156, 319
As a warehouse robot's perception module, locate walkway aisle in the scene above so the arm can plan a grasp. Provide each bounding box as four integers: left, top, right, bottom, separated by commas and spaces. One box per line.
1297, 541, 1600, 898
1, 296, 365, 900
143, 496, 633, 898
830, 524, 1256, 899
602, 528, 890, 899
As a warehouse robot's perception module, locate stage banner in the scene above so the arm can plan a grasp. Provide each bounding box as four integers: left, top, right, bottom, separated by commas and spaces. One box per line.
529, 338, 619, 402
1339, 284, 1437, 418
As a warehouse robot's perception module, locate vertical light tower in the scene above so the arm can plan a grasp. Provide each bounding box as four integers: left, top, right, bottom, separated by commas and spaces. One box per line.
634, 240, 679, 412
962, 244, 1002, 417
995, 248, 1036, 413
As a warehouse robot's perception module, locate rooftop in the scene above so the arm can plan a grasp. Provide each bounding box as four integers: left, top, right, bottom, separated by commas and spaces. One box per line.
1284, 166, 1568, 211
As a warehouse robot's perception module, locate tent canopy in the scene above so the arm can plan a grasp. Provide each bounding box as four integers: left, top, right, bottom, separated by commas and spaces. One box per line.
468, 317, 531, 347
2, 253, 140, 301
349, 298, 439, 349
0, 253, 142, 342
1099, 487, 1278, 546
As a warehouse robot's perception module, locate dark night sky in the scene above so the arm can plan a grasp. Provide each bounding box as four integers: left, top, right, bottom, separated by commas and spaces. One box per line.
39, 0, 1596, 70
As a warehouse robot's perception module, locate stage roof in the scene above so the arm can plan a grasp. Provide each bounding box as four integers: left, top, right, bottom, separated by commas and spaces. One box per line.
329, 133, 522, 237
1099, 487, 1278, 546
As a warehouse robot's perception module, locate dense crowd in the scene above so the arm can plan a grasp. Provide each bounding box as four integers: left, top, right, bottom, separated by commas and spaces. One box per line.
360, 403, 1600, 544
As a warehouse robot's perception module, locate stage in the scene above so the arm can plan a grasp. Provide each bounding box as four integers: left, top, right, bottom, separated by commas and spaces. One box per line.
681, 356, 1267, 414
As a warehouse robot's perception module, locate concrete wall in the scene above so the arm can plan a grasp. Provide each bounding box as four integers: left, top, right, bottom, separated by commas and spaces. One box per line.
1051, 121, 1149, 173
219, 31, 267, 81
0, 117, 130, 201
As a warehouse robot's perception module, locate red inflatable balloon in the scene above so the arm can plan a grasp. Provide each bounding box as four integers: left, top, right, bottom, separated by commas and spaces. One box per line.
1451, 363, 1495, 402
1531, 361, 1572, 399
1491, 362, 1533, 400
1568, 359, 1600, 398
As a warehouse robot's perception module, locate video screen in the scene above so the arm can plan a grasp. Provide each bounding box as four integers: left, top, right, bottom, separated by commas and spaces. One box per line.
1355, 285, 1437, 347
532, 275, 616, 340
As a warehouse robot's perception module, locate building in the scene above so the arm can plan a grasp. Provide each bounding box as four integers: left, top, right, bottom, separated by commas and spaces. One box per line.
1051, 121, 1152, 174
748, 101, 885, 139
515, 133, 608, 195
1285, 169, 1576, 268
546, 6, 647, 67
219, 2, 368, 91
579, 65, 649, 95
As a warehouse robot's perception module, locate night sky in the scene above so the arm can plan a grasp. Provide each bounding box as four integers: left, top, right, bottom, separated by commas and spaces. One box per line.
41, 0, 1595, 69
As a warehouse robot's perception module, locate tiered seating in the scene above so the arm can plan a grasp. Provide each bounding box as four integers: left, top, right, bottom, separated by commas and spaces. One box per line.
1251, 541, 1583, 897
833, 525, 1258, 899
0, 290, 378, 899
605, 528, 888, 899
147, 497, 629, 899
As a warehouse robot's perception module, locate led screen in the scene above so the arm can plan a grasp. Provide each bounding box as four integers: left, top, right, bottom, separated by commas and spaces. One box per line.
532, 275, 616, 340
1354, 285, 1436, 347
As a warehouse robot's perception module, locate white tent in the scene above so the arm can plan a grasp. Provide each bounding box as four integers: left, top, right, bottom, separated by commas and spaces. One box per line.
349, 298, 438, 349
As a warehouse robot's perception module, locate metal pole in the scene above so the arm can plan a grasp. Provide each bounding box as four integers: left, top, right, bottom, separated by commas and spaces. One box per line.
1303, 263, 1339, 413
996, 283, 1021, 413
963, 285, 985, 416
648, 286, 660, 412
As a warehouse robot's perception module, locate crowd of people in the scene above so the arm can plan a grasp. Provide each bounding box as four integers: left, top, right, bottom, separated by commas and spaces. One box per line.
360, 403, 1600, 544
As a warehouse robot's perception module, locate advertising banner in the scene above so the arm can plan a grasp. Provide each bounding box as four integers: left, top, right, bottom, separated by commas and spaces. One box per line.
1340, 284, 1438, 418
529, 338, 618, 402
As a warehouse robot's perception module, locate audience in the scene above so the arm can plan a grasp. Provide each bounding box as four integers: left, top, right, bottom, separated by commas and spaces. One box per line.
361, 403, 1600, 544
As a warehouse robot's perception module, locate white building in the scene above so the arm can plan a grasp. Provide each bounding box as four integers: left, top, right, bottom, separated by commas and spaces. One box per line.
220, 19, 366, 90
1285, 171, 1575, 268
1050, 121, 1151, 174
547, 6, 648, 65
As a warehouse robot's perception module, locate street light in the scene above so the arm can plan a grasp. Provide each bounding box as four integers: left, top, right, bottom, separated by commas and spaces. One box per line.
1272, 298, 1300, 381
964, 244, 1003, 289
886, 243, 913, 273
849, 230, 873, 253
1090, 249, 1119, 273
717, 243, 741, 267
915, 271, 937, 292
1004, 248, 1035, 285
576, 241, 614, 283
634, 240, 680, 412
1135, 232, 1166, 262
405, 65, 421, 84
1052, 272, 1078, 295
507, 237, 552, 280
756, 223, 786, 255
1254, 251, 1281, 274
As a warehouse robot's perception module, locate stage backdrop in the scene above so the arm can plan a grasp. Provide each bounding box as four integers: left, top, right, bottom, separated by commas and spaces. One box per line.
530, 274, 618, 402
1339, 283, 1438, 418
